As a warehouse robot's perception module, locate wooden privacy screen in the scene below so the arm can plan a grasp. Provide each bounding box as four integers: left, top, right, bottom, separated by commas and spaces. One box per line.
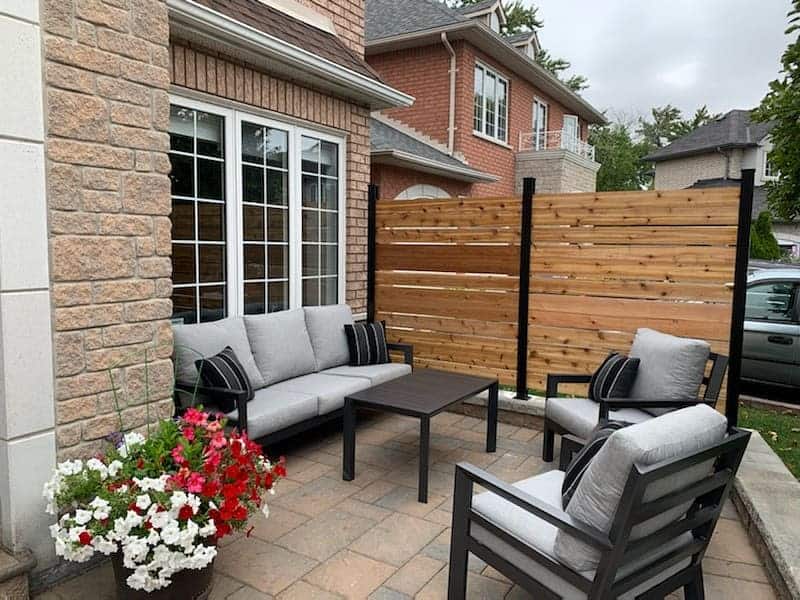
375, 197, 523, 385
374, 187, 741, 397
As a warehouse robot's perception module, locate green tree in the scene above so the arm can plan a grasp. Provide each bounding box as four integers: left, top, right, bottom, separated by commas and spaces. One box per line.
750, 211, 783, 260
589, 121, 651, 191
637, 104, 719, 151
503, 1, 543, 33
753, 0, 800, 222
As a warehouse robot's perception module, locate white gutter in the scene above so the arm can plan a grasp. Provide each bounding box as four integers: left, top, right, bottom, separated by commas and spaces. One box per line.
168, 0, 414, 110
441, 32, 457, 155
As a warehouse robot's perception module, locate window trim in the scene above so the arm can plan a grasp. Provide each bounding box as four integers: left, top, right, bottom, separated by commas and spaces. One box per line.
473, 62, 509, 144
169, 93, 347, 320
533, 97, 548, 150
763, 149, 777, 180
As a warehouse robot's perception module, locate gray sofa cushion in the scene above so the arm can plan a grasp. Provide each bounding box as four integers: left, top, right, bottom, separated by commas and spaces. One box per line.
244, 309, 317, 386
270, 372, 372, 414
471, 470, 692, 599
322, 363, 411, 385
173, 317, 264, 389
225, 387, 317, 440
553, 404, 728, 572
545, 397, 652, 439
628, 328, 710, 416
304, 305, 354, 370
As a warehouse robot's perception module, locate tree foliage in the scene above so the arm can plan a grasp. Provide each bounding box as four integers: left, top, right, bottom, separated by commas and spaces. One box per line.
588, 121, 651, 191
637, 104, 719, 150
753, 0, 800, 222
750, 211, 783, 260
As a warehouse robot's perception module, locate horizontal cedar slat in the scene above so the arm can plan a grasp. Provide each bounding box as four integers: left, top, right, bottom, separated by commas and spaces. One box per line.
533, 225, 737, 246
378, 227, 520, 244
414, 357, 516, 387
377, 271, 519, 292
532, 245, 736, 265
533, 188, 740, 210
377, 244, 519, 275
531, 277, 732, 302
377, 286, 518, 322
376, 312, 517, 340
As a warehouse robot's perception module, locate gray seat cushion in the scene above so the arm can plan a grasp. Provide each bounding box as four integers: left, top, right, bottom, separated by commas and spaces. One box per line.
244, 309, 317, 386
173, 317, 265, 389
304, 305, 354, 370
322, 363, 411, 385
554, 404, 728, 572
628, 328, 710, 416
270, 373, 372, 414
545, 397, 652, 439
225, 387, 317, 439
471, 470, 692, 599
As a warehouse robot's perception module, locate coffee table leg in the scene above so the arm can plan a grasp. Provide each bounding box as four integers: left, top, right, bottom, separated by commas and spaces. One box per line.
418, 416, 430, 503
487, 382, 498, 453
343, 397, 356, 481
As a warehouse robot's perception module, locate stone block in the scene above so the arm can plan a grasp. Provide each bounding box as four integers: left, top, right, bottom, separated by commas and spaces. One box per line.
51, 236, 136, 281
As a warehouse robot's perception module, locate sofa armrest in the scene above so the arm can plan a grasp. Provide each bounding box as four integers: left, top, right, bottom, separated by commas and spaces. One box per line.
546, 373, 592, 398
598, 397, 707, 419
174, 382, 249, 433
454, 462, 612, 550
387, 342, 413, 367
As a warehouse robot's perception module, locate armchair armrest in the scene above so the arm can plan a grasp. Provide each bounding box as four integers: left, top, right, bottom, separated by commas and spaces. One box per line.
454, 462, 612, 551
174, 382, 249, 433
546, 373, 592, 398
387, 342, 414, 367
598, 397, 708, 420
559, 434, 586, 471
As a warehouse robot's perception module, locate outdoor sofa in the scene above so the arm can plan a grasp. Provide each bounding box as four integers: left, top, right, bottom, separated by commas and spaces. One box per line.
449, 404, 751, 599
542, 328, 729, 463
172, 305, 413, 444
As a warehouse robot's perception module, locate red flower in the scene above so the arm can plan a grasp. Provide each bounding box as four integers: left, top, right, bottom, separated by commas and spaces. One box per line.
178, 505, 194, 521
128, 502, 142, 515
187, 472, 205, 493
214, 521, 231, 539
182, 426, 196, 441
136, 458, 145, 470
78, 531, 92, 546
144, 520, 153, 530
201, 480, 220, 499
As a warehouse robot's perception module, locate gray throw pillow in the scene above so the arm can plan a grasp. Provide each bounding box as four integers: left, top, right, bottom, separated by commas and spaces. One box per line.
628, 328, 710, 416
304, 305, 354, 370
173, 317, 264, 389
244, 309, 317, 385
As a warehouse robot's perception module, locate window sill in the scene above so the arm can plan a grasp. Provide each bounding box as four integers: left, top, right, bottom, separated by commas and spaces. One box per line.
472, 130, 513, 150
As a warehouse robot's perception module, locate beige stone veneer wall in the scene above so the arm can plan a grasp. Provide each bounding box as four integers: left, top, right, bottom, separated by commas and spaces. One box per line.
42, 0, 175, 460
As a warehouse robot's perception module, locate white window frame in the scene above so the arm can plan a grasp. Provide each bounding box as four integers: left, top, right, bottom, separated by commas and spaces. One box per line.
473, 62, 509, 144
169, 93, 346, 320
533, 98, 548, 150
763, 150, 777, 180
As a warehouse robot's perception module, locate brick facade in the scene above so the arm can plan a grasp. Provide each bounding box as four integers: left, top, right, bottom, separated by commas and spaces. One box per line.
170, 42, 371, 315
653, 150, 743, 190
42, 0, 175, 460
371, 164, 471, 199
368, 40, 591, 196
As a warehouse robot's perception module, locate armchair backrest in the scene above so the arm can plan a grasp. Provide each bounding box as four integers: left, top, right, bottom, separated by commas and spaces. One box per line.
700, 352, 728, 403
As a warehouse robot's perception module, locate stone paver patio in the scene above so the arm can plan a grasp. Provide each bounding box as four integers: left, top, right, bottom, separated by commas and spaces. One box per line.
37, 411, 776, 599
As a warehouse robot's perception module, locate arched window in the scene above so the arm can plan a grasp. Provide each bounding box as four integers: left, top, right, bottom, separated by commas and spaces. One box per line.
395, 184, 451, 200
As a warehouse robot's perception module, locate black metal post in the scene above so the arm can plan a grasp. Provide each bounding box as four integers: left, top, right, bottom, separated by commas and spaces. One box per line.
515, 178, 535, 400
726, 169, 755, 426
367, 184, 379, 323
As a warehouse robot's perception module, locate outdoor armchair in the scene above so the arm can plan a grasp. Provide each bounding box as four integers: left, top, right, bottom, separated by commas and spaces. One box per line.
448, 405, 750, 600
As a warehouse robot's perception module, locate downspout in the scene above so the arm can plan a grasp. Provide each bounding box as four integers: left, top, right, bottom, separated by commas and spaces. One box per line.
441, 32, 456, 155
715, 146, 731, 179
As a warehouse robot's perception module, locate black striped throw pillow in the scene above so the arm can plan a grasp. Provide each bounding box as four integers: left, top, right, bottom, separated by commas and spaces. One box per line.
561, 421, 629, 508
344, 322, 389, 366
588, 353, 640, 402
195, 346, 254, 413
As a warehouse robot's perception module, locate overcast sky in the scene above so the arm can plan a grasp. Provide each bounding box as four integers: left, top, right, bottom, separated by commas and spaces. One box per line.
532, 0, 794, 122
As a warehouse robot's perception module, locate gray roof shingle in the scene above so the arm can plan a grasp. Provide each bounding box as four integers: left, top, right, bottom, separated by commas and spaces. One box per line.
455, 0, 498, 14
370, 118, 470, 169
366, 0, 464, 40
504, 31, 536, 45
644, 110, 775, 162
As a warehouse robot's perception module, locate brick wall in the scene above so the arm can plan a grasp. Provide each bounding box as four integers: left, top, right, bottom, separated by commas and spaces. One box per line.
368, 40, 590, 196
653, 153, 729, 190
170, 42, 371, 315
371, 164, 472, 199
42, 0, 175, 460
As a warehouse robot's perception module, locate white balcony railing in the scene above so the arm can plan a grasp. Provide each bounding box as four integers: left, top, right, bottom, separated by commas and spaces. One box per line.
518, 130, 596, 162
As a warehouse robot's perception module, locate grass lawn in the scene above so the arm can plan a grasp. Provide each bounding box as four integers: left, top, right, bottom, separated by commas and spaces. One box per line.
739, 404, 800, 479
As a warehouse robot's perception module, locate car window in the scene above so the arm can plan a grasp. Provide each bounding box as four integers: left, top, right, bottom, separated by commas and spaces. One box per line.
745, 281, 798, 322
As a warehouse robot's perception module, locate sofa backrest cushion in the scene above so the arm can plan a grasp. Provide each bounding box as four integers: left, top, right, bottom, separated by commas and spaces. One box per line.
304, 305, 354, 370
173, 317, 265, 389
628, 328, 710, 416
244, 308, 317, 385
553, 404, 728, 572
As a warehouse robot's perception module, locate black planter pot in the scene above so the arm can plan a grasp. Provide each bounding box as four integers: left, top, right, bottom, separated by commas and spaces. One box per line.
110, 553, 214, 600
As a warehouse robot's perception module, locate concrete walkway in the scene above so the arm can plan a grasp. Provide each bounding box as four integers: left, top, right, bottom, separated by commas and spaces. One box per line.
37, 412, 777, 599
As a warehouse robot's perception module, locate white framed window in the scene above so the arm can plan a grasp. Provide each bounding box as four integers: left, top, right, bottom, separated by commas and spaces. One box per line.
764, 150, 777, 179
168, 95, 346, 324
395, 184, 450, 200
533, 98, 548, 150
473, 63, 509, 143
562, 114, 579, 153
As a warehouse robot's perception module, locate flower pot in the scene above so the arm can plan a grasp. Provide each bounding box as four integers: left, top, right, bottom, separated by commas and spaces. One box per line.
110, 553, 215, 600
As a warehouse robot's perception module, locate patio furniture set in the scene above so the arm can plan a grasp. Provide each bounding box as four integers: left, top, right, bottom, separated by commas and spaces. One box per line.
172, 304, 749, 600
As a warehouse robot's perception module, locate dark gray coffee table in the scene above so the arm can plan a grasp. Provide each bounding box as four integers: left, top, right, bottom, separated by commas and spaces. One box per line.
342, 368, 499, 503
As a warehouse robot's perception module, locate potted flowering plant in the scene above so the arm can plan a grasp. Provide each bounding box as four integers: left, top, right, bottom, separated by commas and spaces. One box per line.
43, 408, 285, 599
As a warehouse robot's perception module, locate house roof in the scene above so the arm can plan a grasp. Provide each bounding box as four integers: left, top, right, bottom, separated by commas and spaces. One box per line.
455, 0, 500, 15
364, 0, 606, 124
504, 31, 536, 45
644, 110, 775, 162
370, 117, 497, 182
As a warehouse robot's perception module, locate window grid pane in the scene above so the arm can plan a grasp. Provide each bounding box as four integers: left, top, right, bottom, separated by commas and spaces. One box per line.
169, 106, 227, 324
473, 65, 484, 132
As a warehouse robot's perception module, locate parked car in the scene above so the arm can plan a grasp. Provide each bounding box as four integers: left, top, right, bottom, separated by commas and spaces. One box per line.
743, 269, 800, 388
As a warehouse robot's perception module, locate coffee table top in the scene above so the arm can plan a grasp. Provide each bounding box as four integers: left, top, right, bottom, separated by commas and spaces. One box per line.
345, 368, 497, 418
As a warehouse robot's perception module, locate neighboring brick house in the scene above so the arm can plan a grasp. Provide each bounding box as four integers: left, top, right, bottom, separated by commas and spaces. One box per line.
645, 109, 799, 250
0, 0, 409, 586
365, 0, 606, 199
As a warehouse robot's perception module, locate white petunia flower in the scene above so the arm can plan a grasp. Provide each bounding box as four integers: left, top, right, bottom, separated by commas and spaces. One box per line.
107, 460, 123, 477
74, 509, 93, 526
135, 494, 152, 510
